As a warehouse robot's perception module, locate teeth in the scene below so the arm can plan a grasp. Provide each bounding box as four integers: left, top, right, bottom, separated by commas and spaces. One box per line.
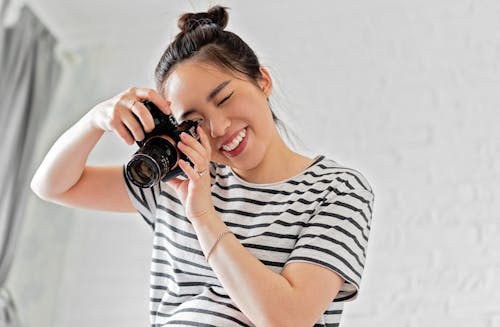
222, 129, 246, 151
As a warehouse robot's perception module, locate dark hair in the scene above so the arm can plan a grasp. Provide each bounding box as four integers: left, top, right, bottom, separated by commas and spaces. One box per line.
154, 5, 286, 129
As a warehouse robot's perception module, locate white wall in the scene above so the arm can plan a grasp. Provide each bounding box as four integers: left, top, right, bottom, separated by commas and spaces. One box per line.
6, 1, 500, 326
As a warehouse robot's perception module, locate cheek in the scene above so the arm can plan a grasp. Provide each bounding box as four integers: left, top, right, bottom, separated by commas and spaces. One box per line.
231, 96, 261, 119
237, 97, 273, 128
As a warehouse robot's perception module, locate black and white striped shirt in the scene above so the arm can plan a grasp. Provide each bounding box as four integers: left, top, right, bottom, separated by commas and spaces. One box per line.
123, 155, 375, 327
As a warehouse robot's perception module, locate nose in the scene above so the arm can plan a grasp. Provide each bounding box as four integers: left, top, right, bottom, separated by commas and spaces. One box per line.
207, 110, 231, 138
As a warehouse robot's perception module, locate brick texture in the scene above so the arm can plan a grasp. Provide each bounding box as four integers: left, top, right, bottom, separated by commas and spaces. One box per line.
8, 1, 499, 326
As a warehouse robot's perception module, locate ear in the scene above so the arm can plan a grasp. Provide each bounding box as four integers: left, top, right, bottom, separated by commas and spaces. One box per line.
257, 66, 273, 98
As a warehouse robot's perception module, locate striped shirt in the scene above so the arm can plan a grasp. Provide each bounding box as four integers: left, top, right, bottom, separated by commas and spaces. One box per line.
123, 155, 375, 327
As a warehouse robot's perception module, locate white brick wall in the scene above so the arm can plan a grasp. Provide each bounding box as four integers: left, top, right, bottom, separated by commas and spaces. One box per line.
7, 1, 499, 326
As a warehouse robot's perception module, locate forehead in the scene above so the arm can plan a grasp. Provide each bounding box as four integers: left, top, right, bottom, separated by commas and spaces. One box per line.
163, 62, 229, 102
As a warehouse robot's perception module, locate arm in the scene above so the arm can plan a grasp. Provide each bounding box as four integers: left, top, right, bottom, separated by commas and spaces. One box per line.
31, 108, 104, 200
192, 211, 344, 327
30, 87, 169, 212
166, 123, 365, 326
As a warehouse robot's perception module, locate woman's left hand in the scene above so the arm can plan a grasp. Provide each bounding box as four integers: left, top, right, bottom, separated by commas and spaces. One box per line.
166, 126, 215, 222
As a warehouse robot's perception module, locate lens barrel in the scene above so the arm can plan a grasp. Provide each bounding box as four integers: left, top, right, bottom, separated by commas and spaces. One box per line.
126, 136, 178, 188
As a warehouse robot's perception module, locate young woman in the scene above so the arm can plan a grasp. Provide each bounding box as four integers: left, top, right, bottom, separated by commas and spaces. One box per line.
31, 5, 375, 327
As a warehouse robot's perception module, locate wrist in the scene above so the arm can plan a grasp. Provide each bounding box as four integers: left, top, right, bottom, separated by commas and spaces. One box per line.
190, 207, 218, 227
82, 106, 105, 134
189, 209, 232, 261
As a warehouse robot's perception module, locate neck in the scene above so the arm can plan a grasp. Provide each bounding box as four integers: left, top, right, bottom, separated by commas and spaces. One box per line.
232, 131, 314, 184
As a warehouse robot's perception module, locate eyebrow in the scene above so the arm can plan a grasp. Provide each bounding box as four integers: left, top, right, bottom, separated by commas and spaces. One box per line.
207, 80, 231, 102
178, 80, 231, 122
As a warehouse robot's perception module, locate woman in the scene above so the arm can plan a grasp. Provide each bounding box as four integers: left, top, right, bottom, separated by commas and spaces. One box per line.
31, 5, 375, 327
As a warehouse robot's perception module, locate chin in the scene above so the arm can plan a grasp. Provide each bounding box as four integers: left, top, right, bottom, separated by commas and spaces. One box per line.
212, 149, 265, 171
211, 132, 269, 170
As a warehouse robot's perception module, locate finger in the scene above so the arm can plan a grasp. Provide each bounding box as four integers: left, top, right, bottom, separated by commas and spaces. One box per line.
197, 126, 212, 155
121, 110, 146, 141
178, 141, 205, 166
129, 100, 155, 133
178, 159, 198, 180
129, 87, 171, 115
114, 122, 135, 145
118, 97, 154, 133
180, 132, 208, 157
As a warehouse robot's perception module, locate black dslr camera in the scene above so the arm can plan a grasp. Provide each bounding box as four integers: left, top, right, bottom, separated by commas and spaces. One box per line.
125, 100, 200, 188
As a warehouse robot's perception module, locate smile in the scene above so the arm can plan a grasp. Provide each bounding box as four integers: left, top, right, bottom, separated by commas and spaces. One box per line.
222, 128, 247, 151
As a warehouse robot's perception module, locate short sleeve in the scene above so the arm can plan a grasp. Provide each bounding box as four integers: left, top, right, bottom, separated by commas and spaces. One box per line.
122, 164, 160, 230
285, 176, 375, 302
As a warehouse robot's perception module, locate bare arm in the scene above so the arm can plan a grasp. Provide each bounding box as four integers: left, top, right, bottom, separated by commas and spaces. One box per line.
30, 87, 170, 212
192, 212, 344, 327
38, 165, 136, 212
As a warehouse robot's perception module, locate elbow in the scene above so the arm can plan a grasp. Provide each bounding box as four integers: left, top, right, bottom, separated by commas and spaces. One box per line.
264, 319, 285, 327
263, 309, 315, 327
30, 179, 47, 201
256, 292, 310, 327
30, 174, 52, 201
259, 311, 296, 327
265, 318, 312, 327
249, 308, 292, 327
263, 317, 296, 327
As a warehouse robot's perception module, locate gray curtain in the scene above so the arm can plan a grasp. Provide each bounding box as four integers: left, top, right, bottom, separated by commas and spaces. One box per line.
0, 2, 61, 326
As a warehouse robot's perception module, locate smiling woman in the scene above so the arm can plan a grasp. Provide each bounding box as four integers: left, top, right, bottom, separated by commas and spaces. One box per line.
30, 4, 375, 327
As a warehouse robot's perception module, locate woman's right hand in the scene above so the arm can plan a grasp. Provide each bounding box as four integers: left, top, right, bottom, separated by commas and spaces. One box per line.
30, 87, 171, 211
90, 87, 171, 145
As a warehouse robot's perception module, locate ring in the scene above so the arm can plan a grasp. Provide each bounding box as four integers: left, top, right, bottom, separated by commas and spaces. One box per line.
130, 100, 137, 110
197, 169, 208, 177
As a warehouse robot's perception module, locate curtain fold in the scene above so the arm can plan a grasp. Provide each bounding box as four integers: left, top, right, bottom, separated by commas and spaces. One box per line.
0, 3, 62, 326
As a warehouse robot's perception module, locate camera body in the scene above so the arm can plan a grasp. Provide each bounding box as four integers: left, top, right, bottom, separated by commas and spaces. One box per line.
125, 100, 200, 188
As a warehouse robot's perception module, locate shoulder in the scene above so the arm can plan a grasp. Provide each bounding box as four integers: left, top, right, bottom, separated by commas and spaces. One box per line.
310, 156, 374, 195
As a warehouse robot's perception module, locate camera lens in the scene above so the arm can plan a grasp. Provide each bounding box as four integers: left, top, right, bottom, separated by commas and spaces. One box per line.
127, 156, 160, 188
126, 136, 178, 188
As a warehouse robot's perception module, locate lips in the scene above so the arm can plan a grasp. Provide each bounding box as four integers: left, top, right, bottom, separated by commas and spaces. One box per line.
222, 129, 247, 151
221, 128, 248, 157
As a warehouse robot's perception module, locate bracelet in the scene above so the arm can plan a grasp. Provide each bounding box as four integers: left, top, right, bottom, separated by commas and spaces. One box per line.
206, 230, 233, 262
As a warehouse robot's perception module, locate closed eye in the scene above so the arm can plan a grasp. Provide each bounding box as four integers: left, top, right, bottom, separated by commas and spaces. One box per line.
218, 91, 234, 106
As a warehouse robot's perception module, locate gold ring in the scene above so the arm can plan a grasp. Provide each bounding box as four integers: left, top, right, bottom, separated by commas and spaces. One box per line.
197, 169, 208, 177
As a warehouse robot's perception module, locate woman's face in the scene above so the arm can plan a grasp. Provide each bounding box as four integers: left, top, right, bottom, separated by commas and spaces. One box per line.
162, 61, 275, 171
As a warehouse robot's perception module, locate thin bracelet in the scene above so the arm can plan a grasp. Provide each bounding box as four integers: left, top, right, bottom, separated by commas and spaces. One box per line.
206, 230, 233, 262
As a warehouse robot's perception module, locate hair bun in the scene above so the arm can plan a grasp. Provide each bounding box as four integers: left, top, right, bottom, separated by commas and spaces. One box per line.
178, 5, 229, 33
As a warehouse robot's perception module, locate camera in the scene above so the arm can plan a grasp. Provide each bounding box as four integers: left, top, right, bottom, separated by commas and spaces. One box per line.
125, 100, 200, 188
